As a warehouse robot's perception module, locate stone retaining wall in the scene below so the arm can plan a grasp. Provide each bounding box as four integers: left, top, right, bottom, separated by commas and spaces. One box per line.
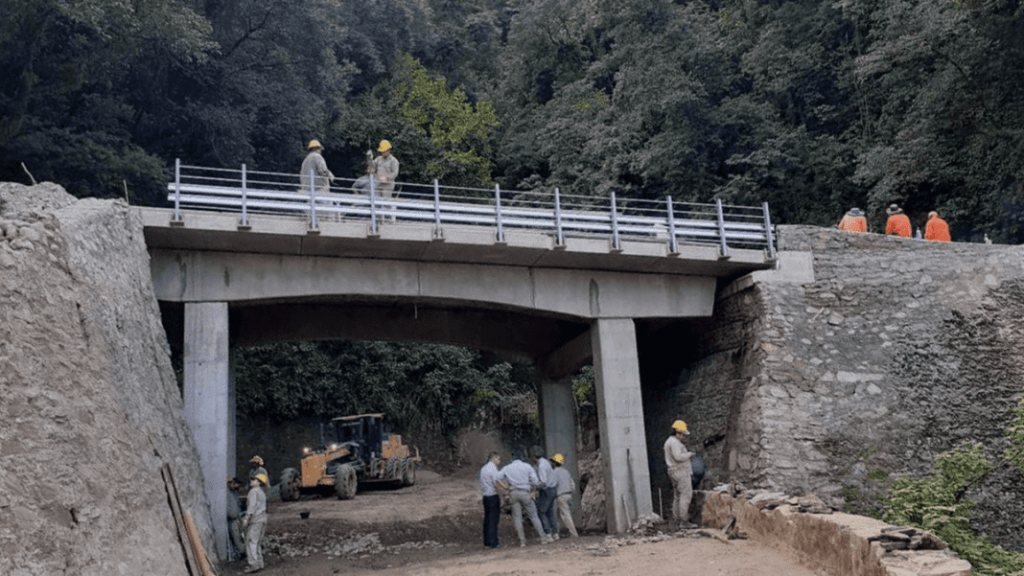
650, 225, 1024, 552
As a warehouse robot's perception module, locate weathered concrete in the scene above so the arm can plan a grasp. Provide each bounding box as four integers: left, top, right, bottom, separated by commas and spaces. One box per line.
538, 375, 582, 523
149, 250, 720, 320
183, 302, 233, 560
140, 207, 774, 278
592, 318, 653, 532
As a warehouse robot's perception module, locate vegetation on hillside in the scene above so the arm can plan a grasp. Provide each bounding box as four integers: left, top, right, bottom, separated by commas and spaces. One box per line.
883, 400, 1024, 575
4, 0, 1024, 240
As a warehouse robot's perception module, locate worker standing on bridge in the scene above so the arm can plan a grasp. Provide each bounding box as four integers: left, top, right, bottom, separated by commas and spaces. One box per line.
242, 473, 269, 573
665, 420, 695, 530
499, 448, 551, 546
367, 140, 400, 199
551, 454, 579, 538
480, 452, 503, 549
838, 208, 868, 232
300, 139, 335, 195
532, 445, 559, 540
925, 211, 951, 242
884, 204, 912, 237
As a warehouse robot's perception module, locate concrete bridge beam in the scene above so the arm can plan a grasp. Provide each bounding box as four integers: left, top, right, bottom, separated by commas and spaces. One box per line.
183, 302, 233, 561
591, 318, 652, 533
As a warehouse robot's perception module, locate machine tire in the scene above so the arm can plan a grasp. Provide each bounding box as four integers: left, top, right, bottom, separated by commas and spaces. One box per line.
335, 464, 357, 500
401, 458, 416, 487
280, 468, 301, 501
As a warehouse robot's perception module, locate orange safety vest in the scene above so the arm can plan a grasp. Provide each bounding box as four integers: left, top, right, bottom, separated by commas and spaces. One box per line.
925, 217, 951, 242
885, 214, 912, 237
839, 214, 867, 232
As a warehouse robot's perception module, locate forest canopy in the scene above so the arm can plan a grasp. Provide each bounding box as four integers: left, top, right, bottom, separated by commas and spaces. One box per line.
4, 0, 1024, 240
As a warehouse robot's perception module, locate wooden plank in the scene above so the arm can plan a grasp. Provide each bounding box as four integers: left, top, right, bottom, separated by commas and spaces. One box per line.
185, 511, 216, 576
161, 463, 200, 576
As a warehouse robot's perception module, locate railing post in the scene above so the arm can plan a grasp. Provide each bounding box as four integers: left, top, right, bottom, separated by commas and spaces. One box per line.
554, 188, 564, 247
432, 180, 443, 240
171, 158, 183, 225
308, 167, 319, 232
369, 174, 378, 236
762, 201, 776, 260
666, 196, 678, 254
610, 192, 621, 251
495, 184, 505, 243
239, 163, 250, 229
716, 198, 729, 258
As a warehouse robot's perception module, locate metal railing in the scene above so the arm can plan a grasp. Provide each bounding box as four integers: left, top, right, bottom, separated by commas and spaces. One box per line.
167, 160, 776, 259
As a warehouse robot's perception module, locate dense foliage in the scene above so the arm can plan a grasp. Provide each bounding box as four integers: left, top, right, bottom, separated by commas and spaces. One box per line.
233, 340, 537, 440
3, 0, 1024, 240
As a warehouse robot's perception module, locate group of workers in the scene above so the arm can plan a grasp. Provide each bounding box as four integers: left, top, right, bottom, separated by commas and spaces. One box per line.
226, 456, 271, 573
479, 445, 579, 549
838, 204, 951, 242
300, 138, 399, 197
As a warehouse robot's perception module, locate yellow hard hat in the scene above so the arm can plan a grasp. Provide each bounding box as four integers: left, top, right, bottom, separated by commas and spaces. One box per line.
671, 420, 689, 434
378, 140, 392, 152
255, 473, 269, 486
250, 455, 264, 465
307, 139, 323, 150
552, 453, 565, 465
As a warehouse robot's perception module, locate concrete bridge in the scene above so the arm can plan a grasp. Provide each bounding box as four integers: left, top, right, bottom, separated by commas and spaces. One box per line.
146, 163, 778, 559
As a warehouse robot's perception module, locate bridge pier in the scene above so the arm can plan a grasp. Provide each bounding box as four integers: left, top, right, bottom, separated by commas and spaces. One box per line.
183, 302, 234, 561
591, 318, 653, 532
538, 375, 582, 526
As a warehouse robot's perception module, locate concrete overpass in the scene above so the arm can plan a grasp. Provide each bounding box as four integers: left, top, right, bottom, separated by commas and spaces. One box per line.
144, 166, 777, 559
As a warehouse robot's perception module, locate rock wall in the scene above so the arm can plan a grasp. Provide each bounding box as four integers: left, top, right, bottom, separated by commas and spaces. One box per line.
651, 225, 1024, 553
0, 183, 212, 575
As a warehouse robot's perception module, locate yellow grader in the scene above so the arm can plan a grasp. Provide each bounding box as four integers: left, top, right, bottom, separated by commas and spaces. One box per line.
279, 413, 418, 500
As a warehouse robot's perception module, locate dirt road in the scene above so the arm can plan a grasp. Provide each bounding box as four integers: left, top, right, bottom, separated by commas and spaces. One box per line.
220, 466, 821, 576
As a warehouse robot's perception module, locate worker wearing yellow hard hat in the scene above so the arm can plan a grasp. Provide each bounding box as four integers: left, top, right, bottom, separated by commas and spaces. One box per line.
664, 420, 695, 530
300, 138, 335, 195
549, 453, 579, 538
248, 455, 267, 483
367, 139, 400, 199
242, 472, 269, 572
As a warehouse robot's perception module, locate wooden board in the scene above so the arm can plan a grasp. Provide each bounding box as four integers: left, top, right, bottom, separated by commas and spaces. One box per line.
161, 463, 201, 576
185, 511, 216, 576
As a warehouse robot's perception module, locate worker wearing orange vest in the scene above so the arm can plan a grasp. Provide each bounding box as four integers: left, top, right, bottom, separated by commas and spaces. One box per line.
838, 208, 868, 232
884, 204, 912, 237
925, 211, 951, 242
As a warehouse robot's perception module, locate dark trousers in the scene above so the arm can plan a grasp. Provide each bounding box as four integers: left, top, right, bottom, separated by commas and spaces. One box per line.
536, 486, 558, 534
482, 494, 501, 547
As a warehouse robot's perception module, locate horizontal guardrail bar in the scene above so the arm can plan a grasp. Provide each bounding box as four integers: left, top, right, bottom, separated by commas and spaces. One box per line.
167, 161, 776, 256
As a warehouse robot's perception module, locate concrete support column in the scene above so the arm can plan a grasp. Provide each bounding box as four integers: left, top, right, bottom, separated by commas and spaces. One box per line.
184, 302, 233, 561
591, 318, 653, 533
538, 376, 581, 525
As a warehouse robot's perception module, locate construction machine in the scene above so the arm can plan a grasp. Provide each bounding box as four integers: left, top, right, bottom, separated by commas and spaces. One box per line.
279, 413, 418, 501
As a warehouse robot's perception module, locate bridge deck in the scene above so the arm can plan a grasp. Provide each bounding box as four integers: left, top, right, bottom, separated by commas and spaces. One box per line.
153, 161, 777, 278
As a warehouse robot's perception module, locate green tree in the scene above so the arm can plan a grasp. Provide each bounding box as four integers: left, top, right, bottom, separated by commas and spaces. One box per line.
393, 53, 499, 186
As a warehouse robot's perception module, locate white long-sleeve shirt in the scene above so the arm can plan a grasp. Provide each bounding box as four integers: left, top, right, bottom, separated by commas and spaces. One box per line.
555, 467, 576, 496
498, 459, 540, 492
664, 435, 692, 470
536, 457, 557, 489
479, 461, 501, 497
